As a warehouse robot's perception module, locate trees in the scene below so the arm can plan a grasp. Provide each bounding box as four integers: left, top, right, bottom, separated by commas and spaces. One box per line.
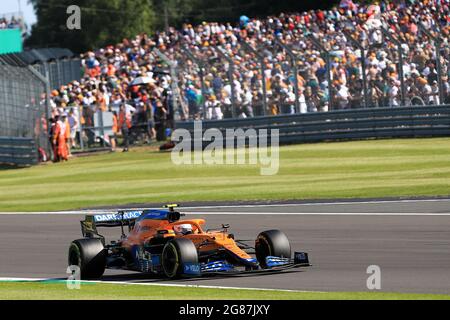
26, 0, 340, 53
26, 0, 156, 52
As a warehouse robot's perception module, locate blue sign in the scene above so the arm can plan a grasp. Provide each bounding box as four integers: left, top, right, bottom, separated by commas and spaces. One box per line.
183, 263, 201, 275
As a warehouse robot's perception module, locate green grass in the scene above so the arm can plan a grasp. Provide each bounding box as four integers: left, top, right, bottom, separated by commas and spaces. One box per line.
0, 138, 450, 212
0, 282, 449, 300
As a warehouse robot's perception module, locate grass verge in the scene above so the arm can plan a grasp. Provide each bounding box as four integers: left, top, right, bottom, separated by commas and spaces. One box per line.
0, 138, 449, 212
0, 281, 449, 300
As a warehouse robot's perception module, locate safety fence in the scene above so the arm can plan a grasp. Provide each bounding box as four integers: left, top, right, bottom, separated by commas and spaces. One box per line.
1, 48, 82, 90
175, 105, 450, 145
0, 48, 81, 165
57, 103, 171, 153
33, 58, 81, 91
0, 62, 49, 160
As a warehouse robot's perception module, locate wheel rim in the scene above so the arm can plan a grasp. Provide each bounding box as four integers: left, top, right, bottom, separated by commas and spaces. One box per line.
256, 236, 271, 267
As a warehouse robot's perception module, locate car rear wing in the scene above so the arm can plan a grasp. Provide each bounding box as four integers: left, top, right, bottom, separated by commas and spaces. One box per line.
80, 204, 184, 240
81, 210, 143, 238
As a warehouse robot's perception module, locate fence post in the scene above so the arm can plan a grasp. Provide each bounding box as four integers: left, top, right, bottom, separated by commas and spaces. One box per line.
26, 65, 51, 156
380, 27, 407, 106
418, 23, 445, 105
98, 109, 105, 147
56, 60, 61, 88
27, 66, 51, 125
27, 65, 51, 119
78, 106, 84, 151
308, 35, 334, 111
274, 37, 300, 113
153, 48, 183, 119
182, 46, 207, 115
216, 46, 237, 118
342, 29, 369, 109
240, 41, 268, 115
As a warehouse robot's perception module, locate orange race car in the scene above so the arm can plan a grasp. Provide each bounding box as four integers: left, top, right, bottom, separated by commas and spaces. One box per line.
68, 205, 310, 279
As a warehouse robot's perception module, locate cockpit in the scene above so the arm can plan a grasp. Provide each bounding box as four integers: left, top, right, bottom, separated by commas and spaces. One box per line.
173, 223, 194, 235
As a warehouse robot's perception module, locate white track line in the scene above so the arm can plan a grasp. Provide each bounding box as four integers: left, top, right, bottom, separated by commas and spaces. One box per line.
0, 277, 323, 293
0, 199, 449, 215
181, 198, 450, 209
0, 199, 450, 215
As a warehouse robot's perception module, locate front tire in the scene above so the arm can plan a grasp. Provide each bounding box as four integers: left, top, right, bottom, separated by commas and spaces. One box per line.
161, 238, 198, 279
68, 238, 106, 279
255, 230, 291, 268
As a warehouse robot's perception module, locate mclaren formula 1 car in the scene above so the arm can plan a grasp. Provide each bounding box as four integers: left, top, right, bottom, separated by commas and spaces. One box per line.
68, 205, 310, 279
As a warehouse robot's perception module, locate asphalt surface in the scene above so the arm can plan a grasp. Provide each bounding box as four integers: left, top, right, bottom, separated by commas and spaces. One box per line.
0, 199, 449, 294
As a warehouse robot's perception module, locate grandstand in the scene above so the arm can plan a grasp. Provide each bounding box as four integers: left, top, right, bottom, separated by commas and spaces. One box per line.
47, 0, 449, 125
0, 15, 24, 30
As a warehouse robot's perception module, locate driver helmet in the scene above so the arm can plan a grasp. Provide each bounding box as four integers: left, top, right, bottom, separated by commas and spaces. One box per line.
174, 224, 193, 235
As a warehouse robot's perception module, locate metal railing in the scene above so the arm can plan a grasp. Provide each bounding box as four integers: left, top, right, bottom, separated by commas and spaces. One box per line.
175, 105, 450, 145
0, 137, 37, 166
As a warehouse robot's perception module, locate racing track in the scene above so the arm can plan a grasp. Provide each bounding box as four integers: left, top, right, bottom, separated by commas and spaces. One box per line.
0, 199, 449, 294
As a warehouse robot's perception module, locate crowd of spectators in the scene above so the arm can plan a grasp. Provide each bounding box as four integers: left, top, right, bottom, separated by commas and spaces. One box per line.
0, 16, 23, 30
47, 0, 450, 155
169, 0, 450, 116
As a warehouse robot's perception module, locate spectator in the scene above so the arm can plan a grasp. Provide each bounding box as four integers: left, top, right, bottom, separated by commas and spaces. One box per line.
52, 115, 69, 162
0, 16, 23, 30
118, 104, 132, 152
111, 110, 118, 151
154, 100, 168, 141
205, 95, 223, 120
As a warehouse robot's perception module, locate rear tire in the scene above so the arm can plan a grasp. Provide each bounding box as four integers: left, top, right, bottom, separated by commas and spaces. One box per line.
161, 238, 198, 279
68, 238, 106, 280
255, 229, 291, 268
